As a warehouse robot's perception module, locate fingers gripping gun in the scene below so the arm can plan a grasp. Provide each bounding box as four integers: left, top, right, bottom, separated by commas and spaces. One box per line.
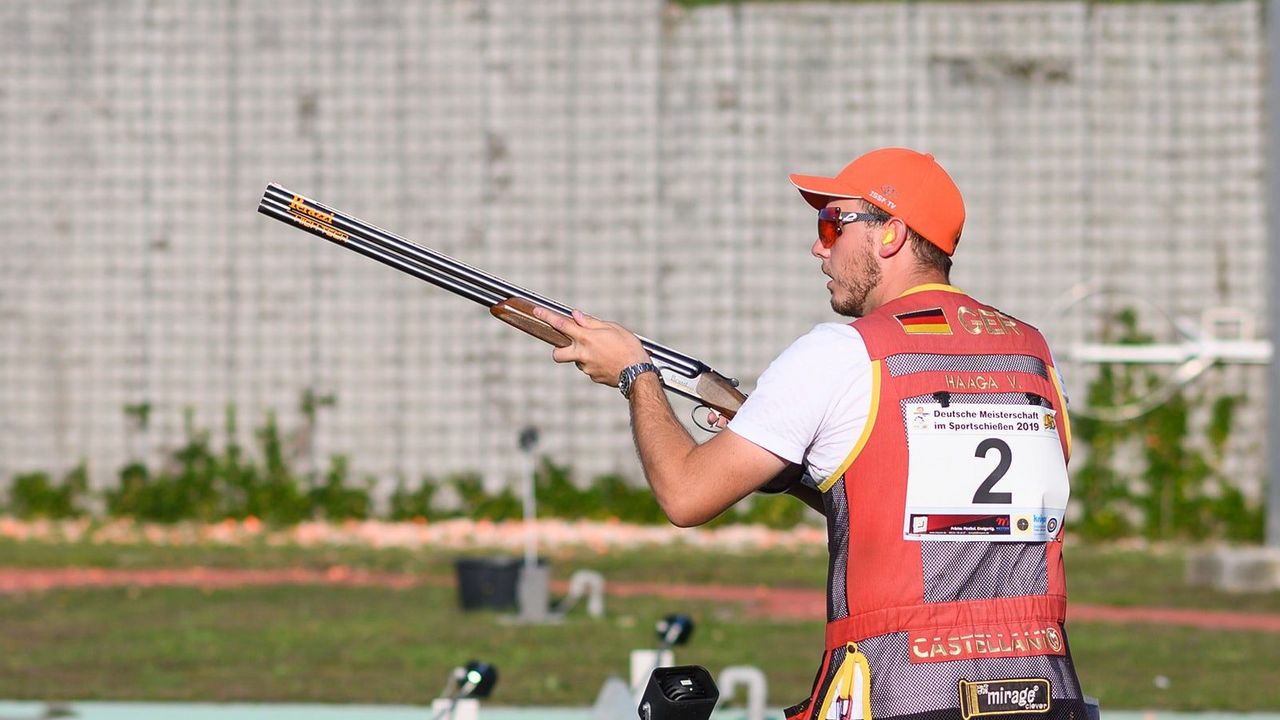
257, 185, 747, 419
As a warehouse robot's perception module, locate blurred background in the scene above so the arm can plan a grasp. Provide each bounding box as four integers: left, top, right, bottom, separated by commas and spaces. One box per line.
1, 0, 1277, 717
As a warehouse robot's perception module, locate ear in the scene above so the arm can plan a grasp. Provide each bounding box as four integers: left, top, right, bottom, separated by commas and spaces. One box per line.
877, 217, 908, 258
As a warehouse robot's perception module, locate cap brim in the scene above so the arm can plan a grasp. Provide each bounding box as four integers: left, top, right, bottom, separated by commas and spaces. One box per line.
788, 173, 860, 209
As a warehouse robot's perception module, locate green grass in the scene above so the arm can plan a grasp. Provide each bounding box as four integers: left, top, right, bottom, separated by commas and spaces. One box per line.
0, 537, 830, 587
1071, 623, 1280, 711
0, 584, 821, 706
0, 537, 1277, 709
1065, 544, 1280, 614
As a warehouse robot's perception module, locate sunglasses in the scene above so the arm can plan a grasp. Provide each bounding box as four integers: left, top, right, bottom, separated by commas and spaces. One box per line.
817, 206, 890, 248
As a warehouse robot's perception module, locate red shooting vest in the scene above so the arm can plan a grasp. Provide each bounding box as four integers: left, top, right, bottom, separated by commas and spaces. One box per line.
789, 285, 1079, 720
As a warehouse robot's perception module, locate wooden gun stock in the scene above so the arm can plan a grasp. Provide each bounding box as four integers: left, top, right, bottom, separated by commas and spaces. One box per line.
688, 370, 746, 419
490, 298, 745, 418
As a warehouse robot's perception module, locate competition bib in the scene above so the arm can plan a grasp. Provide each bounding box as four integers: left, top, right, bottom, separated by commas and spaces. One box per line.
904, 402, 1069, 542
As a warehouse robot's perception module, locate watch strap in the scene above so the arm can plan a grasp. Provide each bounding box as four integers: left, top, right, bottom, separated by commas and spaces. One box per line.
618, 362, 659, 399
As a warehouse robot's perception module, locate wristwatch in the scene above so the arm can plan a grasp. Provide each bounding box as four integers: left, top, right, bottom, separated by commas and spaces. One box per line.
618, 362, 659, 399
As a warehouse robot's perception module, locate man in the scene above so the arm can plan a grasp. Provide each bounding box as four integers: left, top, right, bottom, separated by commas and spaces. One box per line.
533, 148, 1090, 720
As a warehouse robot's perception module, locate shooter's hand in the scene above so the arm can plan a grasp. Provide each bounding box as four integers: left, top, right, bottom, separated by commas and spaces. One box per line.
533, 308, 652, 387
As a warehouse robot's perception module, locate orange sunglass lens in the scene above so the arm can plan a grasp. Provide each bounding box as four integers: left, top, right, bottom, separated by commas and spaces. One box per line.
817, 209, 841, 248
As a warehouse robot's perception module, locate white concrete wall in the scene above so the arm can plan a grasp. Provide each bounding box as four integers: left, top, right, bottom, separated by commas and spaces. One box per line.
0, 1, 1266, 499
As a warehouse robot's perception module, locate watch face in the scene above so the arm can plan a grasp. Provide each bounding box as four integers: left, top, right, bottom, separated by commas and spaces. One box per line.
619, 363, 655, 398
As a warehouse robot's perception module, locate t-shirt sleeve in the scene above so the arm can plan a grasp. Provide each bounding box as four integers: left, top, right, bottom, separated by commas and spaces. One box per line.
727, 323, 875, 483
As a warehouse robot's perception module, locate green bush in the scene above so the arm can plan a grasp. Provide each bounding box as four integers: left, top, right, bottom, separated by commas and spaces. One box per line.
309, 455, 373, 521
5, 427, 817, 528
534, 459, 668, 524
731, 491, 810, 529
239, 412, 311, 524
7, 465, 88, 519
388, 476, 438, 521
107, 460, 196, 523
385, 458, 798, 527
454, 473, 522, 521
103, 395, 369, 525
589, 472, 669, 524
16, 359, 1264, 539
1071, 309, 1263, 542
12, 303, 1270, 542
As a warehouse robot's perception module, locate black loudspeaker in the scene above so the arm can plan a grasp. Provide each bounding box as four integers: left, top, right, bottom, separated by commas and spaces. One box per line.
655, 614, 695, 647
457, 660, 498, 699
637, 665, 719, 720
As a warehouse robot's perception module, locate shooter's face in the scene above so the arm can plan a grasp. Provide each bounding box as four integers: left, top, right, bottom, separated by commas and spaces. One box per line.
812, 201, 882, 318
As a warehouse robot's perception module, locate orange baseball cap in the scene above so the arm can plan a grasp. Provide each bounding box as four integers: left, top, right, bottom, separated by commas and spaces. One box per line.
789, 147, 965, 255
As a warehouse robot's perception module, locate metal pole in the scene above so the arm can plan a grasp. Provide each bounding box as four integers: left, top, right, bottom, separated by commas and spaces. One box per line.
1267, 0, 1280, 547
518, 427, 539, 570
514, 426, 551, 623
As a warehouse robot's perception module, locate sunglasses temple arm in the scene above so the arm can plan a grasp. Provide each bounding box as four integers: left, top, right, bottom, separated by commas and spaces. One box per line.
258, 185, 746, 419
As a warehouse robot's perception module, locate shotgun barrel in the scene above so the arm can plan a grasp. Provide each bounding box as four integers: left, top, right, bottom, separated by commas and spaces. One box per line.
257, 185, 746, 417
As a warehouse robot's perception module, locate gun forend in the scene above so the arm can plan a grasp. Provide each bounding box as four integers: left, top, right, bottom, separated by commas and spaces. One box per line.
490, 297, 573, 348
492, 297, 747, 419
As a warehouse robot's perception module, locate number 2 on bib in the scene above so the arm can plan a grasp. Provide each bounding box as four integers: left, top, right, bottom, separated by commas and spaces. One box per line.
903, 403, 1069, 542
972, 438, 1013, 504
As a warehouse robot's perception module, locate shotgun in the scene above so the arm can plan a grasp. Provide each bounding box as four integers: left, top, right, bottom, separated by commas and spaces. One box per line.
257, 184, 747, 418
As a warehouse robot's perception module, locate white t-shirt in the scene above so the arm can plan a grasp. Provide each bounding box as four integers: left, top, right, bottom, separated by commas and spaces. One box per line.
727, 322, 873, 486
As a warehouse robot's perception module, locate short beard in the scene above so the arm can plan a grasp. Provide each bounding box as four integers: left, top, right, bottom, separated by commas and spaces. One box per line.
830, 245, 881, 317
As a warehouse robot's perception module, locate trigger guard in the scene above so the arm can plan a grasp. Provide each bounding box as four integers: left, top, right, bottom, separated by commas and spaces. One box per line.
690, 404, 723, 434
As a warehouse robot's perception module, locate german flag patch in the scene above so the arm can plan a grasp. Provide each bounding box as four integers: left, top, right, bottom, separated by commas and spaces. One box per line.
895, 307, 952, 335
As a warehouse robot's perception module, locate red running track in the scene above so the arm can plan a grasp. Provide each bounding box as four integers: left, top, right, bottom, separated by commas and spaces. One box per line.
1, 566, 1277, 633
